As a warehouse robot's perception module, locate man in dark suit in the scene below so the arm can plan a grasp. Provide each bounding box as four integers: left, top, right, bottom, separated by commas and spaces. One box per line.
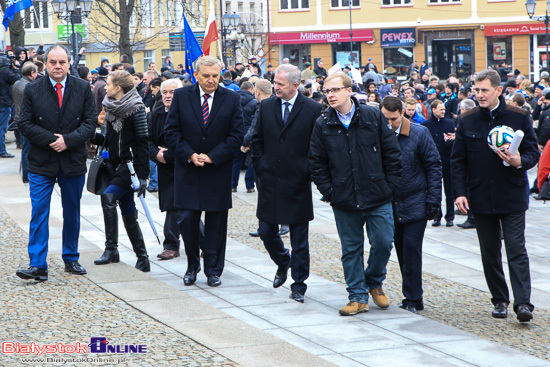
251, 64, 322, 303
422, 100, 455, 227
16, 45, 97, 281
164, 56, 244, 288
451, 69, 539, 323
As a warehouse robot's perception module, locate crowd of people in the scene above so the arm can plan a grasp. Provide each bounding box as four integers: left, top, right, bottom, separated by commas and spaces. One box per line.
5, 45, 546, 324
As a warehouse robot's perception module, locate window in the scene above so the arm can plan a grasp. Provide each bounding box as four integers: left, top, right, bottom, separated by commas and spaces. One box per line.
428, 0, 460, 4
162, 49, 171, 66
238, 2, 244, 13
226, 1, 231, 14
166, 0, 173, 25
250, 2, 255, 14
331, 0, 360, 8
143, 50, 155, 72
382, 0, 411, 6
174, 0, 183, 26
141, 0, 155, 27
22, 3, 49, 29
383, 47, 413, 76
487, 37, 512, 69
280, 0, 309, 10
157, 0, 163, 25
332, 42, 361, 68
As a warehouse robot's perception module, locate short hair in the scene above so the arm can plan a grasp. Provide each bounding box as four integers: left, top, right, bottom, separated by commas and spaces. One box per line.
133, 72, 143, 80
429, 76, 439, 82
196, 56, 221, 73
33, 60, 44, 73
446, 83, 459, 93
324, 72, 353, 88
275, 64, 301, 85
460, 99, 476, 111
44, 45, 71, 63
28, 47, 36, 53
112, 62, 124, 71
403, 87, 415, 95
404, 98, 417, 106
223, 70, 233, 79
431, 99, 444, 110
475, 69, 501, 89
148, 62, 156, 66
144, 70, 159, 79
21, 62, 37, 76
77, 66, 90, 80
255, 79, 272, 96
380, 95, 403, 113
512, 92, 526, 106
160, 78, 183, 93
240, 81, 254, 91
108, 70, 134, 94
149, 77, 163, 89
458, 89, 469, 98
120, 54, 129, 62
367, 92, 381, 103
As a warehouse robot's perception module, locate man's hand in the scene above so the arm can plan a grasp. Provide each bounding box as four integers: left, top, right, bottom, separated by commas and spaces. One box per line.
156, 147, 167, 164
241, 146, 250, 153
79, 47, 86, 55
190, 153, 204, 166
198, 153, 213, 164
444, 132, 456, 142
49, 134, 67, 152
496, 147, 521, 167
455, 196, 469, 215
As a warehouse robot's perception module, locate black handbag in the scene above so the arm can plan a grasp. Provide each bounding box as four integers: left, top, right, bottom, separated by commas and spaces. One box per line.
86, 146, 114, 195
540, 179, 550, 201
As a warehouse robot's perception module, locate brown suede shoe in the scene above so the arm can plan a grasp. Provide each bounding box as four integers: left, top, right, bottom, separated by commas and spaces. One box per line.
369, 287, 390, 308
157, 249, 180, 260
339, 301, 369, 316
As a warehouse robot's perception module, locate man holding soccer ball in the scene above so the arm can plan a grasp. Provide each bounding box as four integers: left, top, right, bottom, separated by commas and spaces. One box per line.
451, 69, 539, 323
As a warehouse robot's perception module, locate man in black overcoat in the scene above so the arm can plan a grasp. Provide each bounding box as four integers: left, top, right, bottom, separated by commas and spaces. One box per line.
451, 69, 539, 323
164, 56, 244, 287
251, 64, 322, 303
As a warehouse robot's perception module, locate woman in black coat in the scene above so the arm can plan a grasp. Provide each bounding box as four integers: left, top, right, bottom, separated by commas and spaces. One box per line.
92, 70, 151, 272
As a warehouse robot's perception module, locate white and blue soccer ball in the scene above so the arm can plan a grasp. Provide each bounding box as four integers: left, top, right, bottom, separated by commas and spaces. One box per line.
487, 125, 515, 152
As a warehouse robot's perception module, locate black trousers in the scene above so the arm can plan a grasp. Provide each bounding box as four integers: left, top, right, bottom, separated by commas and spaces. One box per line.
179, 210, 228, 277
259, 220, 309, 294
164, 210, 205, 251
394, 219, 427, 307
474, 211, 533, 312
435, 166, 454, 222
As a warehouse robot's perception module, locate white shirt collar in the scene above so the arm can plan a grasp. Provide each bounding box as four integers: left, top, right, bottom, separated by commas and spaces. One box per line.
199, 85, 215, 100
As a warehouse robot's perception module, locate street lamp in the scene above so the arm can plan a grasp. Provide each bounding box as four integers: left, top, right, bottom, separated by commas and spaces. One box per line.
52, 0, 93, 60
221, 11, 241, 67
526, 0, 550, 74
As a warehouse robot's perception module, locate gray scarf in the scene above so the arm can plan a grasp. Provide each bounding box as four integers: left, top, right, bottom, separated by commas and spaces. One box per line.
102, 87, 144, 133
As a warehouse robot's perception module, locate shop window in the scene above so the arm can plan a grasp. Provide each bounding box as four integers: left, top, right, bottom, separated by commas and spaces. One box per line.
382, 0, 412, 6
331, 0, 360, 8
332, 42, 361, 69
280, 0, 309, 10
428, 0, 460, 4
143, 50, 155, 72
486, 37, 512, 69
383, 47, 413, 77
282, 45, 311, 69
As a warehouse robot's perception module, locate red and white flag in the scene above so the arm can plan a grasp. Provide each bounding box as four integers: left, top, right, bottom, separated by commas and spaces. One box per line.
202, 2, 219, 56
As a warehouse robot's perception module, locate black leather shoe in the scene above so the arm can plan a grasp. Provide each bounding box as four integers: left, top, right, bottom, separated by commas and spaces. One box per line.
492, 302, 508, 319
273, 262, 291, 288
289, 291, 304, 303
432, 219, 441, 227
398, 304, 417, 314
446, 220, 454, 227
516, 304, 533, 322
65, 261, 87, 275
0, 152, 14, 158
278, 225, 290, 236
207, 275, 222, 287
249, 230, 260, 237
457, 221, 476, 229
16, 266, 48, 281
183, 266, 201, 286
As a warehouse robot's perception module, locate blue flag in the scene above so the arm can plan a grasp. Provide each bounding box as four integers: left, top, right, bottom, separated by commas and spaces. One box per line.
3, 0, 34, 31
183, 13, 203, 84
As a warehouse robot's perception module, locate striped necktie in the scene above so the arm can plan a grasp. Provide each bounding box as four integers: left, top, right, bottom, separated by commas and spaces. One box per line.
202, 94, 210, 124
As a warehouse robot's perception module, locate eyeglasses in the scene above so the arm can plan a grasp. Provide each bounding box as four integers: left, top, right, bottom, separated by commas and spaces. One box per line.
322, 87, 347, 95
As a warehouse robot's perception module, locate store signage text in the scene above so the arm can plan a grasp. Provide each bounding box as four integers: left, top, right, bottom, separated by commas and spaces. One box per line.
269, 30, 373, 45
484, 23, 546, 36
381, 28, 416, 47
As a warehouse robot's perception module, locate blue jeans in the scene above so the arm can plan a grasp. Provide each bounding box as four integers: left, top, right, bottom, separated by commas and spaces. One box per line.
333, 202, 394, 304
231, 151, 255, 190
148, 160, 158, 189
0, 106, 11, 154
28, 171, 85, 269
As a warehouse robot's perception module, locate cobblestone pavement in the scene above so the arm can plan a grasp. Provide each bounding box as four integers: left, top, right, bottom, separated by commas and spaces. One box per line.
1, 207, 240, 367
227, 195, 550, 362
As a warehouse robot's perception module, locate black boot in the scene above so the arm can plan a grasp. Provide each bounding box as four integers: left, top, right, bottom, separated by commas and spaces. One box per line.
122, 211, 150, 272
95, 194, 120, 265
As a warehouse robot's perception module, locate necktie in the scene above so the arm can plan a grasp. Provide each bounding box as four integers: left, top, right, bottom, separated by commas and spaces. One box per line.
55, 83, 63, 108
283, 101, 290, 125
202, 94, 210, 124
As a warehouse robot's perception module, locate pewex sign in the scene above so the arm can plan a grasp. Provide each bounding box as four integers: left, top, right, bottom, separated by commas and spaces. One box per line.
380, 28, 416, 47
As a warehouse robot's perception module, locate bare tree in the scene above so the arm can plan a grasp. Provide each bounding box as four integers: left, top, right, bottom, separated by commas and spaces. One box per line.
0, 0, 25, 48
88, 0, 204, 64
237, 12, 265, 62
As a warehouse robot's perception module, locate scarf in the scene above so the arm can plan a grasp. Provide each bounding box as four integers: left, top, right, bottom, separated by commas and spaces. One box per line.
102, 87, 144, 133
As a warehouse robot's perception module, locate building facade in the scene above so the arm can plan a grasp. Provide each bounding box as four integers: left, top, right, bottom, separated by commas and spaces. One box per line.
267, 0, 545, 81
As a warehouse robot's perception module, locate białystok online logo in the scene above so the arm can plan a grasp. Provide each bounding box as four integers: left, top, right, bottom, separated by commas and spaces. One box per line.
2, 337, 148, 356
